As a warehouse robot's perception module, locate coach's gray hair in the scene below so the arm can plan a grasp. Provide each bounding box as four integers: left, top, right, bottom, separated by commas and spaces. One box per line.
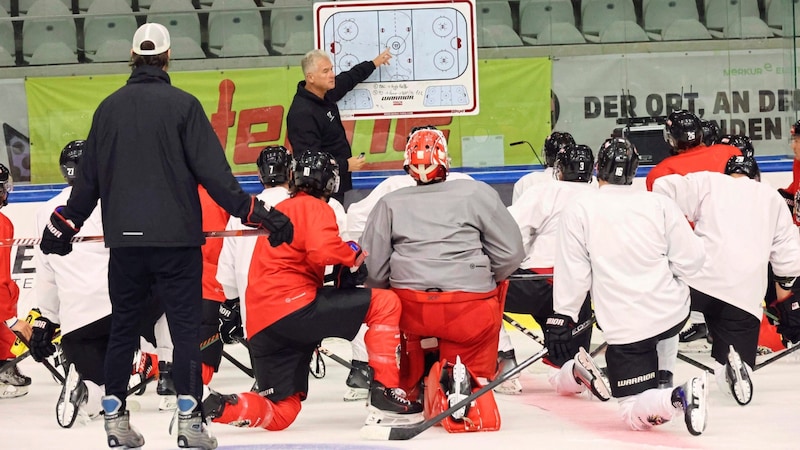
301, 49, 329, 76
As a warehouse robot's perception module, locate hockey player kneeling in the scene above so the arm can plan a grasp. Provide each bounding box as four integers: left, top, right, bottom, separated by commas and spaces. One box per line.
424, 356, 500, 433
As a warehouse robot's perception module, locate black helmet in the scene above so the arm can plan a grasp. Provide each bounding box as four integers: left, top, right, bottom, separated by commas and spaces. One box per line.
543, 131, 576, 167
718, 134, 755, 158
0, 163, 11, 207
293, 151, 339, 198
724, 154, 760, 180
60, 140, 85, 185
596, 137, 639, 185
665, 110, 702, 154
555, 144, 594, 182
699, 119, 720, 147
791, 120, 800, 137
256, 145, 292, 187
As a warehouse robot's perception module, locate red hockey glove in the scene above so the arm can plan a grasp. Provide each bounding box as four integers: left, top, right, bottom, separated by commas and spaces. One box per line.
40, 206, 80, 256
243, 197, 294, 247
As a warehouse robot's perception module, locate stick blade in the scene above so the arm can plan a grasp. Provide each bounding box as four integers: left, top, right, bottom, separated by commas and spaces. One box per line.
360, 424, 423, 441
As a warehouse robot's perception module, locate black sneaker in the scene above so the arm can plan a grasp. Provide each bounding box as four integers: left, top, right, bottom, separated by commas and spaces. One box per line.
369, 381, 423, 415
679, 323, 709, 343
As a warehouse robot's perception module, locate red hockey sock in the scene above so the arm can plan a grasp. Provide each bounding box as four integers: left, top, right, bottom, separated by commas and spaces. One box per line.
201, 363, 215, 385
213, 391, 302, 431
364, 289, 402, 387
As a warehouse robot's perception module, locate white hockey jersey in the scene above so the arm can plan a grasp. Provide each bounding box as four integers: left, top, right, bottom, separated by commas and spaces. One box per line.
554, 185, 705, 345
33, 187, 111, 335
511, 167, 555, 204
653, 172, 800, 319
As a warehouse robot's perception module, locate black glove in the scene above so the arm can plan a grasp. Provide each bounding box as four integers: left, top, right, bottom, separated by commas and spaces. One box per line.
769, 295, 800, 344
40, 206, 80, 256
243, 197, 293, 247
218, 298, 243, 344
544, 313, 576, 367
774, 275, 797, 292
30, 316, 58, 362
778, 188, 795, 213
332, 264, 368, 289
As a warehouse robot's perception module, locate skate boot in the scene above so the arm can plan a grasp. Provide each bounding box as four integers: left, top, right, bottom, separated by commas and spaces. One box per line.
365, 377, 423, 427
679, 323, 712, 352
343, 360, 370, 401
0, 360, 30, 399
157, 361, 177, 411
57, 363, 88, 428
447, 356, 472, 420
202, 390, 238, 421
670, 372, 708, 436
572, 347, 611, 401
725, 345, 753, 405
102, 395, 145, 448
657, 370, 674, 389
172, 395, 217, 449
493, 350, 522, 395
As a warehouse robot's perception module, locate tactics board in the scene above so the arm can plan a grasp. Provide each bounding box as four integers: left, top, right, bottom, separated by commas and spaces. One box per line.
314, 0, 478, 119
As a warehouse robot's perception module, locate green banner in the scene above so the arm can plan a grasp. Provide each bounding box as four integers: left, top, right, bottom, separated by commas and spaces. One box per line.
27, 58, 551, 184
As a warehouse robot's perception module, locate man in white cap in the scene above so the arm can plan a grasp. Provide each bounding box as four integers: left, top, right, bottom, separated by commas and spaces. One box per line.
39, 23, 294, 450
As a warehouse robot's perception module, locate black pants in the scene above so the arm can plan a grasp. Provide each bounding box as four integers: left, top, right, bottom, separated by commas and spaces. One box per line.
61, 315, 112, 386
690, 288, 760, 367
105, 247, 203, 407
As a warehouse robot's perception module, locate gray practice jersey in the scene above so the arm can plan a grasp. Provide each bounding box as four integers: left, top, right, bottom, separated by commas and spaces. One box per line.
361, 179, 524, 292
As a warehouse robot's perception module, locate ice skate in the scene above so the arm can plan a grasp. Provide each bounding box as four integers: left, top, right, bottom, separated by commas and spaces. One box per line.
365, 379, 423, 427
725, 345, 753, 406
678, 323, 712, 353
572, 347, 611, 401
343, 360, 370, 401
0, 360, 30, 399
447, 356, 472, 420
171, 395, 217, 449
493, 350, 522, 395
57, 363, 87, 428
102, 395, 145, 449
157, 361, 177, 411
670, 372, 708, 436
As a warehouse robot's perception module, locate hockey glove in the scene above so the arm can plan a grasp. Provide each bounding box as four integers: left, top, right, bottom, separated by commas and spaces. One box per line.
778, 188, 795, 212
545, 313, 576, 367
30, 316, 59, 362
243, 197, 294, 247
218, 298, 243, 344
332, 263, 368, 289
40, 206, 80, 256
769, 294, 800, 344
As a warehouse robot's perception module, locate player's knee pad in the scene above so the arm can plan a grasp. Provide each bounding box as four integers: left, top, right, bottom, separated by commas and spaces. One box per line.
423, 357, 500, 433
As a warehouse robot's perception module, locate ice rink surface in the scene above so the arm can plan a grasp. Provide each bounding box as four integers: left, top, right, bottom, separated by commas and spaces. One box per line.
2, 325, 798, 450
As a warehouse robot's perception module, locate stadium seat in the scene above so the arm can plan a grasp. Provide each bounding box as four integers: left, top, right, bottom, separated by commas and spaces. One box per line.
581, 0, 637, 35
0, 44, 14, 66
0, 5, 14, 53
705, 0, 760, 31
29, 40, 77, 64
536, 21, 587, 44
599, 19, 650, 41
766, 0, 800, 32
18, 0, 37, 14
22, 0, 77, 57
220, 33, 268, 57
519, 0, 576, 38
643, 0, 700, 33
170, 35, 206, 59
270, 0, 311, 55
208, 0, 264, 54
661, 18, 713, 39
724, 16, 776, 37
147, 0, 202, 49
91, 38, 130, 62
478, 25, 523, 47
76, 0, 133, 11
475, 1, 520, 46
83, 0, 138, 55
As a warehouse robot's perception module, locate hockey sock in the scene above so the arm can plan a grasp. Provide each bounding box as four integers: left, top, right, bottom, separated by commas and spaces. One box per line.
618, 389, 677, 431
548, 360, 584, 395
656, 336, 678, 373
364, 290, 402, 387
201, 363, 215, 386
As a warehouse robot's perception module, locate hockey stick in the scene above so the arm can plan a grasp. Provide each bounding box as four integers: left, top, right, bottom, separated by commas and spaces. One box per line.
12, 332, 66, 384
361, 317, 594, 441
0, 228, 269, 248
508, 273, 554, 281
754, 343, 800, 371
502, 313, 607, 357
677, 352, 715, 373
317, 346, 354, 370
222, 349, 254, 378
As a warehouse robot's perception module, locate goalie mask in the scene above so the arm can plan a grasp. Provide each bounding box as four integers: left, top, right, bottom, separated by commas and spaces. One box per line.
293, 150, 340, 199
0, 163, 11, 207
555, 144, 594, 182
664, 110, 702, 154
596, 137, 639, 185
257, 145, 292, 187
60, 140, 85, 185
700, 119, 720, 147
404, 128, 449, 184
543, 131, 575, 167
718, 134, 755, 158
725, 154, 760, 180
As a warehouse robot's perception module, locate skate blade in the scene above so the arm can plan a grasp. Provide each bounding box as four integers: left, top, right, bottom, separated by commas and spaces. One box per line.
57, 367, 81, 428
343, 387, 368, 402
0, 384, 28, 399
686, 372, 708, 436
364, 407, 424, 427
493, 378, 522, 395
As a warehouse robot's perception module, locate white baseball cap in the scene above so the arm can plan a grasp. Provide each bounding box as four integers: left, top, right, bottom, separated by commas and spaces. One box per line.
132, 23, 170, 56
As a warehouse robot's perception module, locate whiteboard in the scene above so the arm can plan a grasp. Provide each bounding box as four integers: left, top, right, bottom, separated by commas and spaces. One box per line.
314, 0, 479, 120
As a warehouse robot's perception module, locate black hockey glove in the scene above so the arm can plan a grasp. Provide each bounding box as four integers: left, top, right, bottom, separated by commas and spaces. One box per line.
545, 313, 576, 367
30, 316, 59, 362
769, 294, 800, 344
40, 206, 80, 256
218, 298, 243, 344
778, 188, 795, 213
243, 197, 294, 247
332, 264, 368, 289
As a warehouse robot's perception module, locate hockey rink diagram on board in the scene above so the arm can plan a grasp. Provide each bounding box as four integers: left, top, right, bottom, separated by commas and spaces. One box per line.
315, 0, 478, 119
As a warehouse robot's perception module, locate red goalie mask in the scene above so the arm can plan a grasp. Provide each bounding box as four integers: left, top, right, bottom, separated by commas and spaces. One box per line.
404, 129, 449, 184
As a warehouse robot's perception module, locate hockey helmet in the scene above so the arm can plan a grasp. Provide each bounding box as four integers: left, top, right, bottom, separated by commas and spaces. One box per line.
699, 119, 720, 147
718, 134, 755, 158
257, 145, 293, 187
60, 140, 85, 185
404, 128, 449, 184
543, 131, 576, 167
0, 163, 12, 207
792, 120, 800, 137
596, 137, 639, 185
293, 150, 339, 198
725, 154, 760, 180
664, 110, 702, 154
555, 144, 594, 182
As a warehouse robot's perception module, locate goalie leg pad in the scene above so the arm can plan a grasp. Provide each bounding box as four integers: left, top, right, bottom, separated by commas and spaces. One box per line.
424, 358, 501, 433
